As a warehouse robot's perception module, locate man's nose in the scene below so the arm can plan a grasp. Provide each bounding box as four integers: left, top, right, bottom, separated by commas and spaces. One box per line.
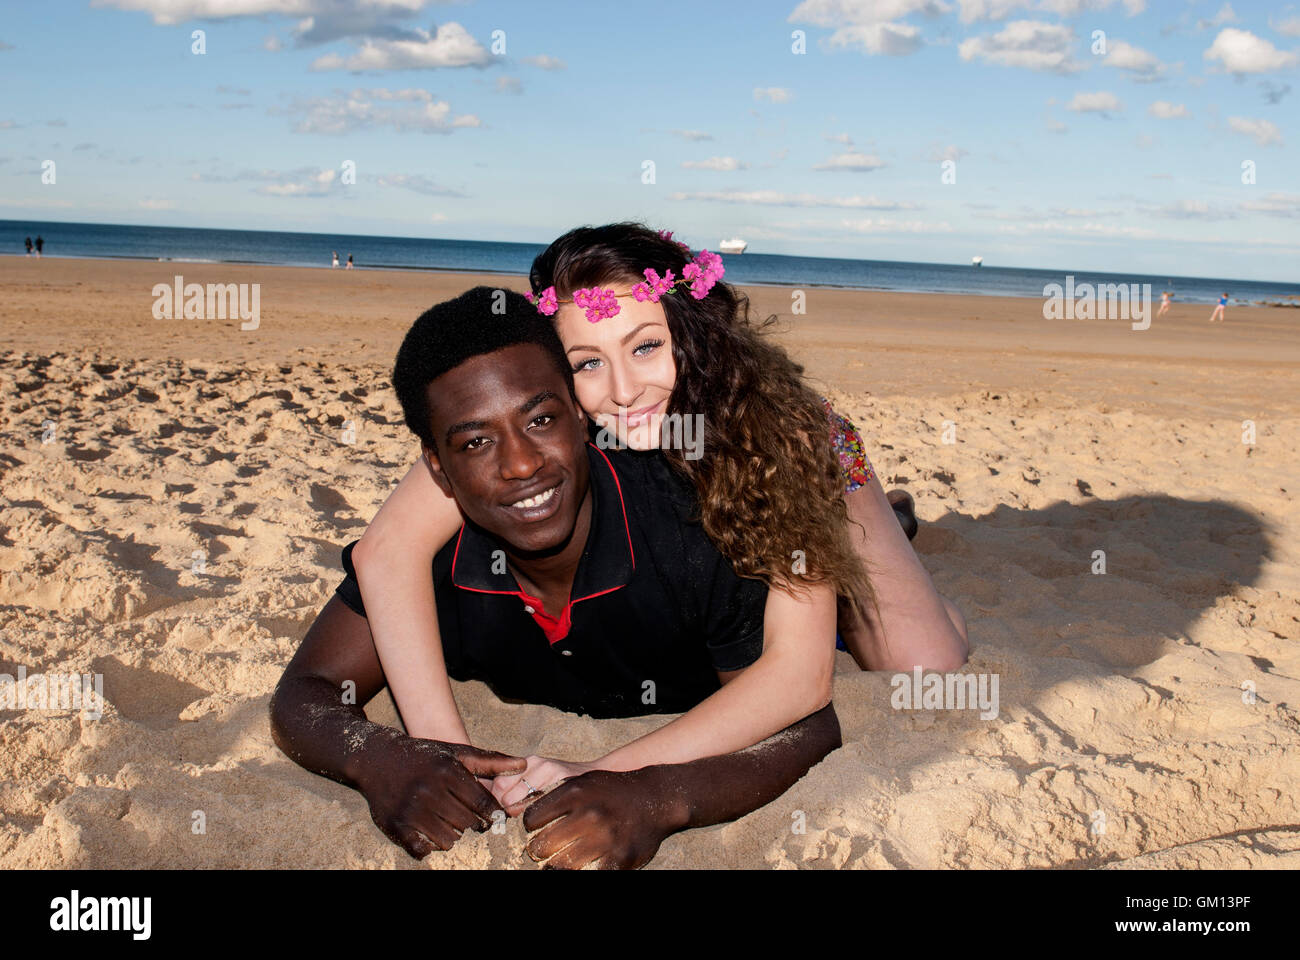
498, 428, 544, 481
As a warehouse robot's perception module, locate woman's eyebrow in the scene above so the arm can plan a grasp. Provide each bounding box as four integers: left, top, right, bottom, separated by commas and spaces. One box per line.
564, 322, 662, 355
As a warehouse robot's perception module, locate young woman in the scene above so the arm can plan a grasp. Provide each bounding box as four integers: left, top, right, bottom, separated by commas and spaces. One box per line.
352, 223, 967, 807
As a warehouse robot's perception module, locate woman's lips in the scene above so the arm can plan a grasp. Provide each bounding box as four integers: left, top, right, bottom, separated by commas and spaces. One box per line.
623, 401, 662, 429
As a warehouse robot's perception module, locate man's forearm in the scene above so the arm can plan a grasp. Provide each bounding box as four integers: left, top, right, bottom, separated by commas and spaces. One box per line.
269, 675, 401, 791
644, 701, 841, 831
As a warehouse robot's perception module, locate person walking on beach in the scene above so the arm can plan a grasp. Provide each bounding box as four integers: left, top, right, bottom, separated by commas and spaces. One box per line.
24, 237, 32, 256
1157, 291, 1172, 318
346, 253, 353, 270
332, 251, 339, 268
34, 235, 43, 258
1209, 292, 1228, 323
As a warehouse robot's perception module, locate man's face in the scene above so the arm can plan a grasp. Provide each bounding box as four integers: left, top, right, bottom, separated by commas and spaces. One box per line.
424, 342, 589, 555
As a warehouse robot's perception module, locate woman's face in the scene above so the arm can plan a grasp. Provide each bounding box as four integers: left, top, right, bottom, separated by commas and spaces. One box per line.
554, 291, 677, 451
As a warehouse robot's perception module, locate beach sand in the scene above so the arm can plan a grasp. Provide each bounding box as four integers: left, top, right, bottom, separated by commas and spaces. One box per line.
2, 256, 1297, 869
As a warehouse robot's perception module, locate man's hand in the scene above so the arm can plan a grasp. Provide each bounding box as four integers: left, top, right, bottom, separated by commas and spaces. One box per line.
355, 731, 526, 859
491, 755, 597, 816
521, 767, 685, 870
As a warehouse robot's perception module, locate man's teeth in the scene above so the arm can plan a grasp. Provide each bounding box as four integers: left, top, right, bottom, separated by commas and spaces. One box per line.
512, 486, 556, 509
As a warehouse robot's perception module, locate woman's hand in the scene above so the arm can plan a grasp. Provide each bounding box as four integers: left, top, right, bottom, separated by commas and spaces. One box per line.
490, 755, 598, 816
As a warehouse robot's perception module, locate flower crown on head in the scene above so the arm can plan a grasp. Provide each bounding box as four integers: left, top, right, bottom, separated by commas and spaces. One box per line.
526, 230, 726, 323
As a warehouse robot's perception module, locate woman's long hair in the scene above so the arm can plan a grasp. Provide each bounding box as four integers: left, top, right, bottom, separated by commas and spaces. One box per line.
530, 222, 873, 613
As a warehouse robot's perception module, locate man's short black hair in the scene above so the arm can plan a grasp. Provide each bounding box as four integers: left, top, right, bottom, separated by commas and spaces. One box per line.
392, 285, 575, 450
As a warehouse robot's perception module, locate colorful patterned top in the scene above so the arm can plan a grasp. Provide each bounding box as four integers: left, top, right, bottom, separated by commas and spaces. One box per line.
824, 398, 874, 493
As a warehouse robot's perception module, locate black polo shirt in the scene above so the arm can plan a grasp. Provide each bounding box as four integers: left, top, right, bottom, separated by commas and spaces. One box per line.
334, 442, 768, 718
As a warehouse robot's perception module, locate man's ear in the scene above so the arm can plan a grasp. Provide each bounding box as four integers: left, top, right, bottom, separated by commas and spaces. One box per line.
421, 444, 454, 499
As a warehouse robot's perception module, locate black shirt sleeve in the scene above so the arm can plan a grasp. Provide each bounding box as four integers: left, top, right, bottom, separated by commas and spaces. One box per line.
702, 568, 768, 672
334, 539, 367, 618
646, 455, 767, 672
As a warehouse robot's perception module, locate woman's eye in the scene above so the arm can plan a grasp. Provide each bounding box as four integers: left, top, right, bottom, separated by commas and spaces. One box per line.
573, 357, 600, 373
633, 339, 664, 357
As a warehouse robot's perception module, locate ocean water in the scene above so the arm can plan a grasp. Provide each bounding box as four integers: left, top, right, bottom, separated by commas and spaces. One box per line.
4, 219, 1298, 305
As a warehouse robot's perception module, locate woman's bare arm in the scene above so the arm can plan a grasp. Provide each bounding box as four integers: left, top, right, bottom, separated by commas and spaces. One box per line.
596, 580, 836, 769
491, 580, 838, 806
351, 455, 468, 743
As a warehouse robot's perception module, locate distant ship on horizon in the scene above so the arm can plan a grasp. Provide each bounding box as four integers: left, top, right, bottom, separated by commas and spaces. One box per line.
972, 255, 984, 267
719, 237, 747, 254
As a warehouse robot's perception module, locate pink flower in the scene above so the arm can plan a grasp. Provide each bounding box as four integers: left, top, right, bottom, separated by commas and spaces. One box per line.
573, 286, 620, 322
632, 283, 653, 302
527, 286, 558, 316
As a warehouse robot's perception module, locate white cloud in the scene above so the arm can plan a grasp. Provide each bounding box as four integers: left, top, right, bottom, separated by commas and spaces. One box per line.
670, 190, 914, 209
681, 156, 748, 171
1272, 15, 1300, 38
787, 0, 950, 27
1104, 40, 1165, 80
1227, 116, 1283, 146
813, 150, 887, 171
93, 0, 439, 46
672, 129, 714, 141
1067, 91, 1122, 114
1151, 199, 1237, 220
956, 0, 1030, 23
824, 132, 854, 145
930, 144, 968, 162
1039, 0, 1145, 14
310, 22, 491, 71
840, 218, 953, 233
1147, 100, 1188, 118
828, 21, 922, 55
1204, 28, 1298, 74
138, 197, 174, 210
263, 34, 282, 52
494, 75, 521, 94
1240, 192, 1300, 217
1197, 3, 1237, 31
282, 88, 480, 134
374, 173, 466, 197
787, 0, 944, 55
521, 54, 566, 70
959, 20, 1082, 73
754, 87, 794, 102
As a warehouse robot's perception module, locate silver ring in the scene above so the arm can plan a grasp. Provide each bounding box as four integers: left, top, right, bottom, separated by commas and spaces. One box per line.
521, 778, 537, 796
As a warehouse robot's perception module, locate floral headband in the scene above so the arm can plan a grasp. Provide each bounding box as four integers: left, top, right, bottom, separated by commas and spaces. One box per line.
526, 230, 726, 323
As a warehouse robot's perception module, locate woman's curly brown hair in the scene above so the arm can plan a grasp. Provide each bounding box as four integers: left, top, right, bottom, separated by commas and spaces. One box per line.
530, 222, 873, 614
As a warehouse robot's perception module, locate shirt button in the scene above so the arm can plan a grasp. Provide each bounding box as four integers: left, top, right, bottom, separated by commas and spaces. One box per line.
523, 605, 535, 614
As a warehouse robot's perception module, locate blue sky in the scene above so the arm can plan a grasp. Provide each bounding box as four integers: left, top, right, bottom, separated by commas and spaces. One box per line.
1, 0, 1297, 278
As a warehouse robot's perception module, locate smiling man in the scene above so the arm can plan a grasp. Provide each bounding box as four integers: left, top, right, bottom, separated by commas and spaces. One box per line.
269, 286, 840, 868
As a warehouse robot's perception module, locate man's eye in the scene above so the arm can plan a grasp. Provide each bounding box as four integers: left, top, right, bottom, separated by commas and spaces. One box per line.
462, 437, 490, 451
530, 414, 555, 428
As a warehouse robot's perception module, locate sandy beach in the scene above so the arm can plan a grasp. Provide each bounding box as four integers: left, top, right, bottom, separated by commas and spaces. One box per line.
2, 255, 1297, 869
